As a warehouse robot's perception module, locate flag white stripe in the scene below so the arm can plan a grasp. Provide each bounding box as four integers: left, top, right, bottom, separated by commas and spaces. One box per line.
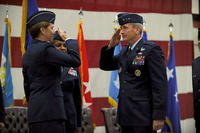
0, 4, 193, 41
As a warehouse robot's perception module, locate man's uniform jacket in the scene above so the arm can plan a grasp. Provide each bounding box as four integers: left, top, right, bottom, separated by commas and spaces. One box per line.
100, 39, 168, 126
192, 57, 200, 131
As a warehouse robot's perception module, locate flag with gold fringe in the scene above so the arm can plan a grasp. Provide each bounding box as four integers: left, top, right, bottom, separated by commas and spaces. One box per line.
21, 0, 38, 104
0, 16, 13, 107
21, 0, 38, 55
108, 43, 122, 107
162, 31, 181, 133
77, 20, 93, 111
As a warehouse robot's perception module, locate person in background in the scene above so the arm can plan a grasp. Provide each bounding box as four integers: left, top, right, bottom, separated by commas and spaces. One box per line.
22, 10, 80, 133
52, 32, 82, 133
0, 81, 5, 128
99, 13, 168, 133
192, 40, 200, 133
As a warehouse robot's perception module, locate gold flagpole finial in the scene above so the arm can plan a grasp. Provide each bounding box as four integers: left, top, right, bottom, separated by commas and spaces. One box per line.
143, 20, 147, 31
113, 13, 119, 31
168, 21, 174, 32
78, 7, 84, 20
6, 4, 8, 18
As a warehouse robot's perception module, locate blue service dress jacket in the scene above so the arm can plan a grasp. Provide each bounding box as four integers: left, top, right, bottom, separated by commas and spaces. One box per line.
100, 39, 168, 126
22, 39, 80, 123
192, 56, 200, 129
61, 39, 82, 128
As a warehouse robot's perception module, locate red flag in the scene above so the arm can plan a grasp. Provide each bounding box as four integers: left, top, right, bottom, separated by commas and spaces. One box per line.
77, 20, 93, 109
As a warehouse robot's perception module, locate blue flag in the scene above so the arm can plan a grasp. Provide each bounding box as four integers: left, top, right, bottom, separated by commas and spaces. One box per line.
142, 29, 148, 42
108, 43, 122, 107
0, 17, 13, 107
21, 0, 38, 55
162, 33, 181, 133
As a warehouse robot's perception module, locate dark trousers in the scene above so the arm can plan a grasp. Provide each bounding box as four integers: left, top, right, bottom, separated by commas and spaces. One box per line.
65, 122, 75, 133
121, 126, 157, 133
29, 120, 65, 133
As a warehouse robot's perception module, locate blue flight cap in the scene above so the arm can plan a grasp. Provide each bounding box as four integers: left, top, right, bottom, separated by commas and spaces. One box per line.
117, 13, 128, 19
27, 10, 56, 29
118, 13, 143, 25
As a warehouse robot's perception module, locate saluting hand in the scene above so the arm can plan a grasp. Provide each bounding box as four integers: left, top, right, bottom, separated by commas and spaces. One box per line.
57, 28, 68, 41
108, 28, 121, 49
152, 120, 164, 131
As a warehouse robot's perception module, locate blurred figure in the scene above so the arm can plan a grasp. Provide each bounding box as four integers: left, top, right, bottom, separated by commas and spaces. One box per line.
192, 41, 200, 133
0, 82, 5, 128
52, 32, 82, 133
100, 13, 168, 133
22, 10, 80, 133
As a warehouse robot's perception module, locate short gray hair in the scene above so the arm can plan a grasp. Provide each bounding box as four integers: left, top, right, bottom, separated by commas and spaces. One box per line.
131, 23, 143, 35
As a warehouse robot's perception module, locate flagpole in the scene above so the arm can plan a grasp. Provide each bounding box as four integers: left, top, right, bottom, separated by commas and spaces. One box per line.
78, 8, 84, 105
78, 7, 83, 21
168, 22, 174, 34
6, 4, 8, 18
143, 20, 146, 31
5, 5, 12, 66
167, 22, 174, 61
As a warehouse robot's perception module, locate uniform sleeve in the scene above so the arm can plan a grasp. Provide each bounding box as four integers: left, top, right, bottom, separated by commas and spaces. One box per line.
45, 45, 80, 67
146, 45, 168, 120
22, 67, 30, 102
65, 39, 79, 52
99, 45, 119, 71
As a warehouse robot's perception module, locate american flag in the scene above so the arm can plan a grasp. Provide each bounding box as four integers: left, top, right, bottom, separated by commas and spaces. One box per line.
0, 0, 195, 132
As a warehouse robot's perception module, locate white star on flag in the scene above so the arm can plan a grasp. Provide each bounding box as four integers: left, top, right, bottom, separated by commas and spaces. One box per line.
83, 82, 91, 94
82, 95, 92, 108
167, 67, 174, 81
174, 92, 179, 103
114, 76, 120, 89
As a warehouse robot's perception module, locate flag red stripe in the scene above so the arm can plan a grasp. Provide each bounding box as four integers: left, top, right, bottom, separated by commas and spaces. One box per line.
0, 0, 191, 13
0, 37, 193, 67
13, 93, 193, 126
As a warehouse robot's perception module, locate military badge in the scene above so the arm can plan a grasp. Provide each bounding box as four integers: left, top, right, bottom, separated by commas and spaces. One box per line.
135, 69, 141, 77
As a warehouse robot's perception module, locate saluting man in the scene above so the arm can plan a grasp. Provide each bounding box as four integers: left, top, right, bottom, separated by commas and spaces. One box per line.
192, 42, 200, 133
22, 10, 80, 133
99, 13, 168, 133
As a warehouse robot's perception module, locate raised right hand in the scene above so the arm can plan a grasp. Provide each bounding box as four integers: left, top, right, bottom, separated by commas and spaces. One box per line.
108, 28, 121, 48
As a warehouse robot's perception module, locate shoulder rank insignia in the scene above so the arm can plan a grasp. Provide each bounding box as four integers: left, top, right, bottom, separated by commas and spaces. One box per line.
140, 47, 145, 51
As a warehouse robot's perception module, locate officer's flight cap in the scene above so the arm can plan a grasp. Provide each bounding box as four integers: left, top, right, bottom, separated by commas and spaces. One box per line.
118, 13, 143, 25
27, 10, 56, 29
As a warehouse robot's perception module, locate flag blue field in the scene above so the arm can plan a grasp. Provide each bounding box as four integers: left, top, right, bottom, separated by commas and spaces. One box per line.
21, 0, 38, 55
142, 29, 148, 42
108, 43, 122, 107
162, 33, 181, 133
0, 17, 13, 107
